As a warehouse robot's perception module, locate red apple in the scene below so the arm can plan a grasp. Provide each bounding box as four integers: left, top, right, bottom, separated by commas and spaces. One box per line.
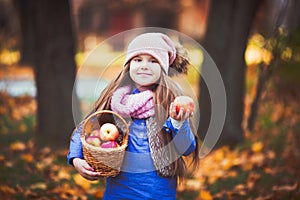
101, 141, 118, 148
99, 123, 119, 141
86, 136, 101, 147
173, 96, 195, 113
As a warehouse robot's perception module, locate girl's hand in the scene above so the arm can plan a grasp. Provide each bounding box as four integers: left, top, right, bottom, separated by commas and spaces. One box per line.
73, 158, 101, 181
169, 102, 194, 121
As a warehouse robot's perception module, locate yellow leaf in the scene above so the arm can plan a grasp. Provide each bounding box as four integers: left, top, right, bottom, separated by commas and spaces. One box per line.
185, 179, 202, 190
221, 158, 233, 170
73, 173, 92, 190
214, 149, 225, 162
0, 50, 20, 65
57, 169, 71, 180
234, 184, 246, 190
251, 142, 263, 153
19, 123, 27, 133
10, 141, 26, 151
30, 182, 47, 190
198, 190, 213, 200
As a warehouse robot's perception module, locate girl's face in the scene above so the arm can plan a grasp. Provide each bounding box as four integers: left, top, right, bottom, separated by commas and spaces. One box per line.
129, 54, 162, 91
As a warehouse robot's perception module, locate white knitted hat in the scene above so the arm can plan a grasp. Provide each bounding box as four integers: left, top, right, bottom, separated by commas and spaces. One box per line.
124, 33, 177, 74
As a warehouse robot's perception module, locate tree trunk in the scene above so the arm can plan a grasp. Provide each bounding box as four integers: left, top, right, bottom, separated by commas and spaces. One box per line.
143, 1, 179, 30
34, 0, 80, 149
199, 0, 260, 146
13, 0, 36, 66
284, 0, 300, 33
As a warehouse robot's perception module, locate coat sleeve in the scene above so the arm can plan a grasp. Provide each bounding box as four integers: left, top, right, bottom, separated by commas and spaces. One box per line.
67, 124, 84, 165
163, 118, 196, 156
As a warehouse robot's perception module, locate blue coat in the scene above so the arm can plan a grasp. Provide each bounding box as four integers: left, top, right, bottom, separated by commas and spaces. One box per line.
68, 112, 196, 200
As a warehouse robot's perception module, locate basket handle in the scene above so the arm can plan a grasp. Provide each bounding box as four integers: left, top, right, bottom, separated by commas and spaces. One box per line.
81, 110, 129, 142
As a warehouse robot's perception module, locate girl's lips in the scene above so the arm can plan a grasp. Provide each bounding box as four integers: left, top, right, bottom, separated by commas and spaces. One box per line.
137, 73, 152, 76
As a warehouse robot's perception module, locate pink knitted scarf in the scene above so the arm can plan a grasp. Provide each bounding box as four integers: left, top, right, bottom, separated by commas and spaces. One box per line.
110, 86, 155, 119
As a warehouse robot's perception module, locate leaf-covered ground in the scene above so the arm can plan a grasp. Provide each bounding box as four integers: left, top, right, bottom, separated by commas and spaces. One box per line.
1, 72, 300, 199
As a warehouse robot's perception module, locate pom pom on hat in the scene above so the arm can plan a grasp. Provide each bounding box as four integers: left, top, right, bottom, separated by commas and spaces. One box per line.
124, 33, 177, 74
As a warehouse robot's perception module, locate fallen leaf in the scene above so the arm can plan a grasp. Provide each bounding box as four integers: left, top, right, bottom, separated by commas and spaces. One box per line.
0, 155, 5, 161
5, 161, 13, 167
94, 188, 105, 198
250, 153, 265, 166
50, 183, 76, 197
221, 158, 233, 170
198, 190, 213, 200
35, 157, 54, 171
272, 182, 298, 192
214, 147, 226, 162
266, 150, 276, 159
0, 184, 16, 194
73, 173, 92, 190
242, 162, 253, 171
30, 182, 47, 190
19, 123, 27, 133
21, 153, 34, 163
234, 184, 246, 190
251, 142, 263, 153
185, 179, 202, 190
263, 167, 278, 175
10, 141, 26, 151
57, 169, 71, 180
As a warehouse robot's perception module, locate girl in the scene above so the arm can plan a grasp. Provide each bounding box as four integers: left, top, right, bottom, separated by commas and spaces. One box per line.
68, 32, 200, 199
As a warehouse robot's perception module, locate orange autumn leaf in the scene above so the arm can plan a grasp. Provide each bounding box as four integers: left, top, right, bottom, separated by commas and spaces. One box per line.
242, 162, 254, 171
0, 155, 5, 161
21, 153, 34, 163
214, 148, 225, 162
94, 188, 105, 198
0, 184, 16, 194
251, 142, 263, 153
50, 183, 77, 197
221, 158, 234, 170
198, 190, 213, 200
10, 141, 26, 151
73, 173, 92, 190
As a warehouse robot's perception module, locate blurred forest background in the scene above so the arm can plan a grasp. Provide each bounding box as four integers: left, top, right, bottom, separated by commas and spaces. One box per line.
0, 0, 300, 199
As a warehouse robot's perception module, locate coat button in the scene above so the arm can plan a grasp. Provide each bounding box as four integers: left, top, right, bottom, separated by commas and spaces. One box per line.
164, 127, 171, 133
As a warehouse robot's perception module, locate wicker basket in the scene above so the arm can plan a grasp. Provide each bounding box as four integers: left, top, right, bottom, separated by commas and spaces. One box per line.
80, 110, 129, 177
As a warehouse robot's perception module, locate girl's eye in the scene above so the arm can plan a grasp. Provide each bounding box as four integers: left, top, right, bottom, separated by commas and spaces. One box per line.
150, 59, 158, 63
133, 58, 142, 62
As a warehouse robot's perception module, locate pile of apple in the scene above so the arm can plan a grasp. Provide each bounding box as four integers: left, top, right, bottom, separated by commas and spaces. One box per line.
86, 123, 120, 148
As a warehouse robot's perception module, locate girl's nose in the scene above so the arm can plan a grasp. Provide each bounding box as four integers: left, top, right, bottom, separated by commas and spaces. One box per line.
140, 61, 149, 69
